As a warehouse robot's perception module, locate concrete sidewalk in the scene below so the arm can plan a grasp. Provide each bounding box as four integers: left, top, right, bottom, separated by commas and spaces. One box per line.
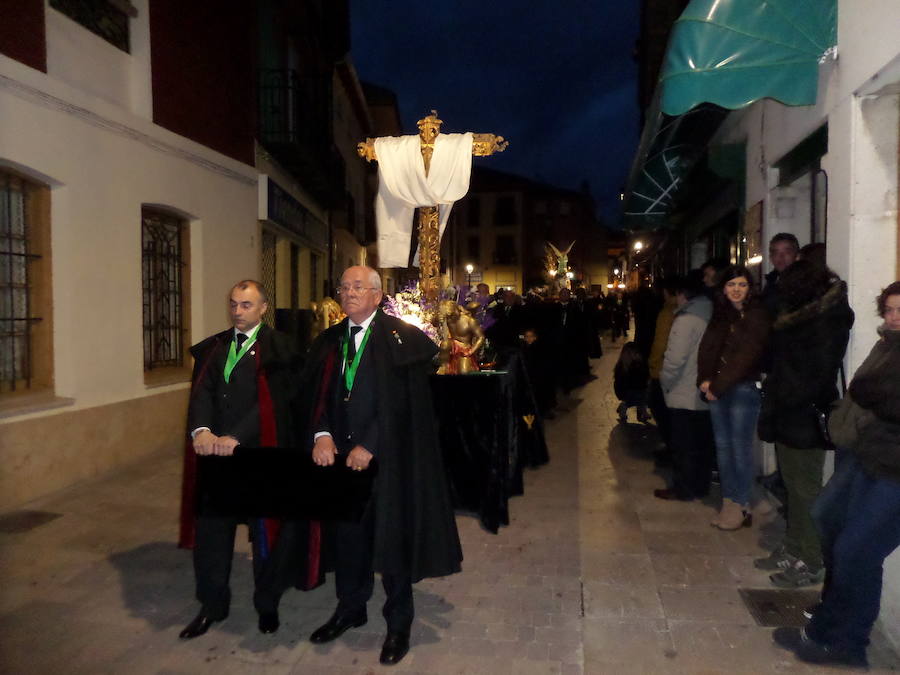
1, 341, 898, 674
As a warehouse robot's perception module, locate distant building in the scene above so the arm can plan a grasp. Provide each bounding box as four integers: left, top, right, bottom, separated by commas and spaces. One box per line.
445, 168, 609, 294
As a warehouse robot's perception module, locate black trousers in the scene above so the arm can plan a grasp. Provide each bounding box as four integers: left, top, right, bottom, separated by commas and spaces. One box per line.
648, 379, 671, 451
669, 408, 715, 499
332, 503, 414, 634
193, 515, 300, 618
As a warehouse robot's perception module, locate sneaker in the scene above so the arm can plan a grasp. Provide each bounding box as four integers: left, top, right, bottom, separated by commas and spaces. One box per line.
773, 627, 868, 670
770, 560, 826, 588
616, 402, 627, 423
754, 545, 798, 571
772, 626, 807, 651
795, 638, 869, 670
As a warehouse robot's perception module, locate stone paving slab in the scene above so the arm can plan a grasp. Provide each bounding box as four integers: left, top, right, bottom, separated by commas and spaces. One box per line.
1, 338, 898, 673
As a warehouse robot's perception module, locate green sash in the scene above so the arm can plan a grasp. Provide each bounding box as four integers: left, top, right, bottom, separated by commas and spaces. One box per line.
342, 324, 372, 394
223, 323, 261, 383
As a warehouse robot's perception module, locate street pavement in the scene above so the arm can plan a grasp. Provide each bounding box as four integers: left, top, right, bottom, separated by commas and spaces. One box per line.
1, 339, 898, 674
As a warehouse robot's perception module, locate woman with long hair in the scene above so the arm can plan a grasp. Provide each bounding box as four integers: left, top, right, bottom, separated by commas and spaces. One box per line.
698, 265, 771, 530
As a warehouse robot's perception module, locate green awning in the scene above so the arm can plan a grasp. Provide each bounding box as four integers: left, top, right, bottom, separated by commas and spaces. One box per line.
623, 0, 837, 229
660, 0, 837, 116
623, 95, 728, 230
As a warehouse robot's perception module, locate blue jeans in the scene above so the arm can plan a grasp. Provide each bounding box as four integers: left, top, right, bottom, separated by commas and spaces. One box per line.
807, 452, 900, 655
708, 381, 760, 506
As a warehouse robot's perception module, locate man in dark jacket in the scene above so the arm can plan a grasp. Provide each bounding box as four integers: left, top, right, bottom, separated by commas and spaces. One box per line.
179, 280, 303, 639
760, 233, 799, 315
756, 261, 854, 587
305, 266, 462, 666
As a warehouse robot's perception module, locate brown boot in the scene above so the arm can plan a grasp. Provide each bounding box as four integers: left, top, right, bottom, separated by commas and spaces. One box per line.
715, 499, 751, 530
709, 503, 724, 527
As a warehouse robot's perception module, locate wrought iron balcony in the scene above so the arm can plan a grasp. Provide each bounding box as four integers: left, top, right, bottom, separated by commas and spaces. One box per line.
258, 68, 345, 206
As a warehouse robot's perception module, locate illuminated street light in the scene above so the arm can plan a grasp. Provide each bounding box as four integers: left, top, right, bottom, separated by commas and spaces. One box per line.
465, 263, 474, 286
618, 283, 626, 289
566, 271, 574, 280
548, 268, 557, 278
633, 240, 643, 251
613, 268, 620, 275
606, 283, 613, 289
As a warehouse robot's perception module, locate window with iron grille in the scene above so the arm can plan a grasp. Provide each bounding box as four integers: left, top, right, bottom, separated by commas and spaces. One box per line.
142, 209, 186, 371
50, 0, 131, 53
1, 172, 46, 394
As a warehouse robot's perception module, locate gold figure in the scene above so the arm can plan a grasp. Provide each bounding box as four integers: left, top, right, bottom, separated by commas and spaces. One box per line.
435, 300, 485, 375
357, 111, 508, 302
311, 296, 344, 339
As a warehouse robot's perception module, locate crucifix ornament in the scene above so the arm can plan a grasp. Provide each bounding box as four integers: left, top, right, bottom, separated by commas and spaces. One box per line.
358, 111, 508, 302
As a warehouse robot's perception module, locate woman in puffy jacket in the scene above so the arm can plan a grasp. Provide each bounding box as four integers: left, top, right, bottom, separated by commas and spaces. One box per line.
698, 265, 771, 530
755, 260, 854, 587
773, 281, 900, 669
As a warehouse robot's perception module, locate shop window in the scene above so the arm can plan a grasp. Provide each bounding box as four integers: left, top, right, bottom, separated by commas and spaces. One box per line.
0, 170, 52, 396
142, 207, 190, 381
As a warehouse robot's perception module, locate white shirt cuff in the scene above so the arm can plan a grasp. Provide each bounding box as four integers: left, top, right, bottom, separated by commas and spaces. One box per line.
190, 427, 211, 439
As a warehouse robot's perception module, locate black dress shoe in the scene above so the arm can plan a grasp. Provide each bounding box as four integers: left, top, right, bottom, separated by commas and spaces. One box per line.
179, 611, 226, 639
653, 488, 692, 501
309, 613, 367, 644
258, 611, 279, 634
379, 631, 410, 666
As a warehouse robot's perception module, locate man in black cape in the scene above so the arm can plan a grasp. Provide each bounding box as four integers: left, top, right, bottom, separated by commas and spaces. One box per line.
178, 280, 319, 639
301, 266, 462, 666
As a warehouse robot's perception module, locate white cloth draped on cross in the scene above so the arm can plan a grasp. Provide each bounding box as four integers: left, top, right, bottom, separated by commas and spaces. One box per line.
373, 132, 474, 268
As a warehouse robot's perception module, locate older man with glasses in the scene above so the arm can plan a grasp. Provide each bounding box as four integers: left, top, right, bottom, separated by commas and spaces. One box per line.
300, 265, 461, 666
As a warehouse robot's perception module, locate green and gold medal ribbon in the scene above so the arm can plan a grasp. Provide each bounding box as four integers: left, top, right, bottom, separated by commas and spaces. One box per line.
223, 323, 261, 383
342, 325, 372, 393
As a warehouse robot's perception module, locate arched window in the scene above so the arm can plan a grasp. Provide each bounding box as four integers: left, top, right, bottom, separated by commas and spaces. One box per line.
141, 207, 189, 375
1, 169, 51, 395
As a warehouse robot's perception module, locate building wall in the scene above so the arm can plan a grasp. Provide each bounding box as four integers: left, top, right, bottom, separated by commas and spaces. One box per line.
0, 0, 46, 72
712, 3, 900, 648
149, 0, 256, 165
0, 46, 258, 509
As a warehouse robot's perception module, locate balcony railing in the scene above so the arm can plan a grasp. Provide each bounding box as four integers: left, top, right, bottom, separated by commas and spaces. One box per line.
258, 68, 345, 206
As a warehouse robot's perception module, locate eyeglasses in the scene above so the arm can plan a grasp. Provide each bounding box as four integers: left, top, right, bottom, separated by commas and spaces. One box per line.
337, 285, 379, 296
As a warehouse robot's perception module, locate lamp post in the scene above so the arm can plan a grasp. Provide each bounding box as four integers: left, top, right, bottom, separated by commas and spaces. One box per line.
465, 263, 474, 287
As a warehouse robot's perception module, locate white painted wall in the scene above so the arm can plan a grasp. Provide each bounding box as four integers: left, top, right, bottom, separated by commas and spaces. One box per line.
712, 2, 900, 650
0, 52, 258, 420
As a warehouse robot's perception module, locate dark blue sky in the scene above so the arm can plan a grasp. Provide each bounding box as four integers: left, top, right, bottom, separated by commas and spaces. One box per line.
349, 1, 641, 226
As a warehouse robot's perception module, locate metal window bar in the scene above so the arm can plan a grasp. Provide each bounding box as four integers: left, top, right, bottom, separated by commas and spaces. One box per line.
142, 211, 183, 370
261, 231, 277, 327
49, 0, 130, 52
0, 173, 42, 392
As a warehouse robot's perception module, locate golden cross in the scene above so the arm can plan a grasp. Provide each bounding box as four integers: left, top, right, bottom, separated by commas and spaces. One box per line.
357, 111, 508, 302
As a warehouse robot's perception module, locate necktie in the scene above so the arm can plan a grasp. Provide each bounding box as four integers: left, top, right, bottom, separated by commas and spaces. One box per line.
235, 333, 247, 351
347, 325, 362, 360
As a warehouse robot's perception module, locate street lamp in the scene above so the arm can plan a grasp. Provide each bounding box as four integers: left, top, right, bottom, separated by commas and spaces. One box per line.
566, 271, 574, 280
465, 263, 474, 286
613, 268, 620, 276
633, 240, 643, 251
